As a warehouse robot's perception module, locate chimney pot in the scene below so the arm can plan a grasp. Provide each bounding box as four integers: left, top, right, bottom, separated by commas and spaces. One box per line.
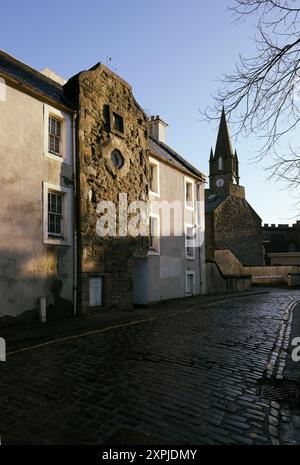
149, 115, 168, 144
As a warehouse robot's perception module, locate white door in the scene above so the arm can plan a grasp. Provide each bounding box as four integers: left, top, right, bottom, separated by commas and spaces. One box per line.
89, 277, 102, 307
186, 272, 195, 296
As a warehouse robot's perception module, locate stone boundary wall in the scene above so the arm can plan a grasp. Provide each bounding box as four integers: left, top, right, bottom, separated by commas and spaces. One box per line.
263, 221, 300, 230
244, 265, 300, 284
206, 261, 251, 294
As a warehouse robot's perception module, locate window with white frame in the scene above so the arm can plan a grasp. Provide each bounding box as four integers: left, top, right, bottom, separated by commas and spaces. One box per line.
48, 116, 62, 156
48, 191, 63, 237
149, 157, 160, 197
185, 224, 195, 259
43, 182, 72, 245
185, 177, 194, 210
186, 271, 195, 296
149, 214, 160, 254
44, 104, 71, 164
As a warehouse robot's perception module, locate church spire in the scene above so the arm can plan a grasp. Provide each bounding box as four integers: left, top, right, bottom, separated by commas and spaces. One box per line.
208, 108, 242, 194
214, 107, 234, 158
209, 147, 214, 161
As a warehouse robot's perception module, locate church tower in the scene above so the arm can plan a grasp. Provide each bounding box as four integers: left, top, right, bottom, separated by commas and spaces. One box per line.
208, 108, 242, 196
205, 108, 263, 267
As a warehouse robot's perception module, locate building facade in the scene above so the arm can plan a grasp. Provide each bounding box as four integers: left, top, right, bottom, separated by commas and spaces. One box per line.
65, 63, 150, 312
0, 50, 75, 322
0, 50, 207, 322
205, 109, 263, 266
134, 117, 206, 304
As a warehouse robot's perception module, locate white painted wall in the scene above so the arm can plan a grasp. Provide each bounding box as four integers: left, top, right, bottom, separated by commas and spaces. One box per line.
0, 81, 74, 318
146, 159, 206, 302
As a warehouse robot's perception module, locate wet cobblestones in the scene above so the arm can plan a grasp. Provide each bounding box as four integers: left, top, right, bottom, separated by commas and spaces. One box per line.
0, 290, 299, 444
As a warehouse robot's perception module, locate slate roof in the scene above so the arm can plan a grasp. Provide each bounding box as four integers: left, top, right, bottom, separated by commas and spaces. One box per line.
0, 50, 73, 110
205, 190, 228, 214
149, 137, 205, 180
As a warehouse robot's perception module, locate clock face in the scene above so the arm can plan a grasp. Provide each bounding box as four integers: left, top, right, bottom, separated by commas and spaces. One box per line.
216, 178, 224, 188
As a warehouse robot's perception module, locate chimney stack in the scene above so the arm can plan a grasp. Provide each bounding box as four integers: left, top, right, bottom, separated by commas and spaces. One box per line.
149, 115, 168, 144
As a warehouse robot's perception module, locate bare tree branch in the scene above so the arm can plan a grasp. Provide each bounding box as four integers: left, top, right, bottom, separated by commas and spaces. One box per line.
204, 0, 300, 190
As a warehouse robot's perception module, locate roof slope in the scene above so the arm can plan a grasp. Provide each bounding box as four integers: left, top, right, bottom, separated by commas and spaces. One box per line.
0, 50, 73, 109
205, 190, 228, 214
149, 137, 205, 180
205, 189, 262, 221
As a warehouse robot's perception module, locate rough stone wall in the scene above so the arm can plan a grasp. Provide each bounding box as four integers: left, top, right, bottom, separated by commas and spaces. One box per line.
262, 222, 300, 253
66, 64, 149, 312
205, 213, 215, 262
212, 196, 263, 266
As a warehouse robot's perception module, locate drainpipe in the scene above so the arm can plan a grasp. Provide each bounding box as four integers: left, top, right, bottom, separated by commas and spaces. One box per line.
196, 180, 205, 295
72, 112, 78, 317
196, 181, 201, 295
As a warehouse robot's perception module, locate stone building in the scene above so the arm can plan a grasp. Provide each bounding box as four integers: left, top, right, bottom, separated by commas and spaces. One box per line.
262, 222, 300, 265
0, 50, 76, 322
0, 50, 207, 321
65, 63, 150, 312
205, 109, 263, 266
65, 68, 207, 311
262, 222, 300, 253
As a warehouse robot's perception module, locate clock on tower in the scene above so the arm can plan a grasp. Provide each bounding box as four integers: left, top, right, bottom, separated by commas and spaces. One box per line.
216, 178, 224, 188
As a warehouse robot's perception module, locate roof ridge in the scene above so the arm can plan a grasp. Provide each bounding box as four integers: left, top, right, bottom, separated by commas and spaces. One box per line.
0, 49, 64, 90
151, 137, 205, 179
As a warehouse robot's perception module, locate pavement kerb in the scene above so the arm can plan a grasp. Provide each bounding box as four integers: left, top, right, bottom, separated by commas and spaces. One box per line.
6, 289, 269, 358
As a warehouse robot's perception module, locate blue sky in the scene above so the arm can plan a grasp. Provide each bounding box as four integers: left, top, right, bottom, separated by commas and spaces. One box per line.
1, 0, 298, 224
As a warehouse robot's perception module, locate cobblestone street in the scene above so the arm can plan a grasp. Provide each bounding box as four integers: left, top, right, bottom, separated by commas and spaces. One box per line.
1, 290, 300, 445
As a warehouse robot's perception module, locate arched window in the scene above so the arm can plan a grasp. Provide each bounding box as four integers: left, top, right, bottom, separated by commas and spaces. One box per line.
111, 149, 124, 169
218, 157, 223, 171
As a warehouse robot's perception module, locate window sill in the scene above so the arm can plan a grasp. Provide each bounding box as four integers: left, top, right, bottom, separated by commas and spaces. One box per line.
149, 189, 160, 198
185, 203, 194, 211
44, 151, 69, 165
148, 249, 160, 256
111, 127, 126, 139
185, 254, 196, 260
44, 237, 71, 246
